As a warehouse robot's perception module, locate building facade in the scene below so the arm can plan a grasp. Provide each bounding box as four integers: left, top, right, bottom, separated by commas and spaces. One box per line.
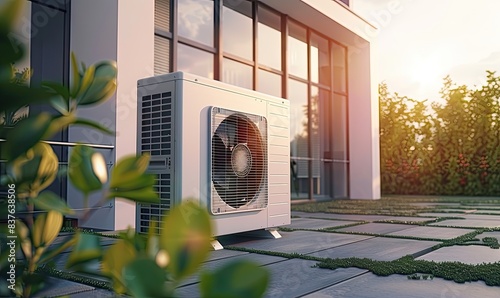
11, 0, 380, 230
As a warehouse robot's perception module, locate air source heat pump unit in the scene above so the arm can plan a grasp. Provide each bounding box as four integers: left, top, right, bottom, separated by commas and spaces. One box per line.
136, 72, 290, 240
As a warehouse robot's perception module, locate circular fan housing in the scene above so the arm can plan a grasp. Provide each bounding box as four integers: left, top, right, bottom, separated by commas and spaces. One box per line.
212, 113, 266, 209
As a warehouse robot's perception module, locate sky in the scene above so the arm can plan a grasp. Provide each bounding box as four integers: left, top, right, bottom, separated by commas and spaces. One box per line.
354, 0, 500, 103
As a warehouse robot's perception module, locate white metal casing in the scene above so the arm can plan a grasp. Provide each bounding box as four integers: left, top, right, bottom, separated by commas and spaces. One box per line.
137, 72, 290, 236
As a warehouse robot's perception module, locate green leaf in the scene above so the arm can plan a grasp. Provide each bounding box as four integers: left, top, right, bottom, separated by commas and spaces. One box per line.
122, 258, 171, 298
0, 0, 24, 34
109, 154, 150, 188
72, 118, 114, 135
3, 113, 52, 161
0, 83, 53, 114
102, 240, 137, 294
68, 145, 107, 195
32, 211, 63, 248
108, 186, 159, 203
66, 233, 102, 269
33, 191, 75, 215
42, 81, 70, 101
160, 201, 212, 281
200, 261, 269, 298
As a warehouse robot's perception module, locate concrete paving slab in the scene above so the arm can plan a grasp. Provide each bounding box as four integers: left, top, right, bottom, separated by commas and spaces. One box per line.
464, 214, 500, 220
226, 230, 373, 254
379, 216, 437, 222
335, 223, 414, 235
206, 248, 249, 262
32, 277, 94, 298
285, 218, 359, 230
409, 202, 461, 207
476, 210, 500, 214
292, 211, 393, 222
180, 253, 286, 287
176, 260, 367, 298
475, 231, 500, 242
438, 208, 479, 213
309, 237, 440, 261
430, 219, 500, 228
418, 212, 466, 218
388, 226, 472, 239
417, 245, 500, 264
303, 272, 500, 298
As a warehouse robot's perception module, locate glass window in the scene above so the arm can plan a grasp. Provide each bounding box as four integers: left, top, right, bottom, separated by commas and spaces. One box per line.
332, 42, 347, 93
177, 44, 214, 79
311, 33, 330, 86
222, 58, 253, 90
288, 21, 307, 79
333, 94, 348, 160
257, 7, 281, 70
289, 79, 309, 199
154, 35, 170, 75
257, 69, 281, 97
178, 0, 213, 46
288, 79, 308, 159
223, 0, 253, 60
333, 162, 348, 198
155, 0, 171, 32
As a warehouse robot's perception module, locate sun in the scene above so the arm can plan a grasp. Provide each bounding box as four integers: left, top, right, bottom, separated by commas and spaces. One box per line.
410, 57, 443, 87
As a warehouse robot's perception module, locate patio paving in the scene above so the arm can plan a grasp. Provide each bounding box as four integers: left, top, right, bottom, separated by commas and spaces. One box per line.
430, 219, 500, 228
222, 230, 373, 254
303, 272, 500, 298
387, 226, 472, 239
335, 222, 415, 234
417, 245, 500, 264
30, 209, 500, 297
285, 217, 360, 230
309, 237, 439, 261
176, 260, 368, 298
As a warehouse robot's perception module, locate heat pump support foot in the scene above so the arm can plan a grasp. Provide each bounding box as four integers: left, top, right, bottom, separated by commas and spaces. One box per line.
267, 228, 282, 239
211, 240, 224, 250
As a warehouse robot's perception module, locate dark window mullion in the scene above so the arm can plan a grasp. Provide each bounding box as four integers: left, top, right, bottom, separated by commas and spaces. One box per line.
171, 0, 178, 71
253, 1, 258, 91
214, 0, 222, 80
281, 14, 288, 99
177, 37, 216, 54
306, 28, 313, 201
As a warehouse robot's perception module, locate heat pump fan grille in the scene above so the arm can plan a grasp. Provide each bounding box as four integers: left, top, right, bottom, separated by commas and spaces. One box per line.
211, 108, 268, 214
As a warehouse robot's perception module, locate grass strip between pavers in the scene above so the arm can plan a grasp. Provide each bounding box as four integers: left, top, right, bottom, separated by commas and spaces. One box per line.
36, 264, 113, 291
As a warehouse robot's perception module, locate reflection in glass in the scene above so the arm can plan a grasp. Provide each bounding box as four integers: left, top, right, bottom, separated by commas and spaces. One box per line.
222, 58, 252, 90
257, 69, 281, 98
223, 1, 252, 60
332, 42, 347, 93
288, 21, 307, 79
258, 7, 281, 70
333, 162, 348, 198
177, 44, 214, 79
178, 0, 213, 46
333, 94, 348, 160
155, 0, 171, 32
289, 79, 309, 198
311, 87, 334, 198
310, 33, 330, 85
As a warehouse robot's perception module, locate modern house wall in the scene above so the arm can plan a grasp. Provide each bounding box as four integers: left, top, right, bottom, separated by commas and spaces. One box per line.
11, 0, 379, 231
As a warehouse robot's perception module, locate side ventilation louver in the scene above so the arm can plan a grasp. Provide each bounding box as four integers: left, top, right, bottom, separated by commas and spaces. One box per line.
138, 91, 173, 233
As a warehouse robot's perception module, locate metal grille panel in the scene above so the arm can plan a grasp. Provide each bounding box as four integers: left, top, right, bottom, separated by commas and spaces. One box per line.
138, 91, 173, 233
